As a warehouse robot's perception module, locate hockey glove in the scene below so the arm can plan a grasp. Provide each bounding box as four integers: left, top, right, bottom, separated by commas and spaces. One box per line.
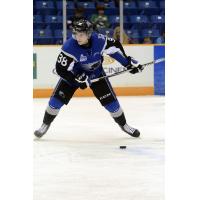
75, 72, 91, 90
126, 56, 144, 74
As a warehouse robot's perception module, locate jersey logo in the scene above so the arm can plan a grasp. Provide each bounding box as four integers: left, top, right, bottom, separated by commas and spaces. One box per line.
98, 34, 105, 40
80, 54, 87, 62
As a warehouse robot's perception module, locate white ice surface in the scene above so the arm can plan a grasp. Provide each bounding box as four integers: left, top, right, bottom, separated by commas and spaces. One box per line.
33, 96, 164, 200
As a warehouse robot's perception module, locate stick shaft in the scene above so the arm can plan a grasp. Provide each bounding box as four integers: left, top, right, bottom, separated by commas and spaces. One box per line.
52, 58, 165, 83
90, 57, 165, 83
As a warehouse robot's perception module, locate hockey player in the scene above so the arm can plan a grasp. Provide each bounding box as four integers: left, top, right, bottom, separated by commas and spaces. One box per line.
34, 19, 144, 138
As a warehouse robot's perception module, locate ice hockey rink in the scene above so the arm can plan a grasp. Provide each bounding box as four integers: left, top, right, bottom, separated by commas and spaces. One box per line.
33, 96, 164, 200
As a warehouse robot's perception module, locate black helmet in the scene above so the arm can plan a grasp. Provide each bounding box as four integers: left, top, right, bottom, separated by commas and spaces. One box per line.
72, 19, 93, 37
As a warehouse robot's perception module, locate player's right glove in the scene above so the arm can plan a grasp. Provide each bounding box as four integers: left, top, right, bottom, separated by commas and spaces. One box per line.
75, 72, 91, 90
126, 56, 144, 74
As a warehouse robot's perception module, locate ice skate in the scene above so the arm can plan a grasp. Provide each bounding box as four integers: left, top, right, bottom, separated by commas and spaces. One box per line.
34, 123, 50, 138
120, 123, 140, 137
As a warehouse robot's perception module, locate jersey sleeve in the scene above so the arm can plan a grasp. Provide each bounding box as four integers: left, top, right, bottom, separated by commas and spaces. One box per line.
55, 50, 77, 84
103, 37, 129, 67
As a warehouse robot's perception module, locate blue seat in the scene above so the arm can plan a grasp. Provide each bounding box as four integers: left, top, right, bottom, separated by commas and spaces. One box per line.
56, 1, 75, 15
33, 29, 38, 38
98, 1, 115, 8
33, 15, 44, 29
138, 1, 157, 8
130, 15, 150, 29
33, 15, 43, 23
160, 9, 165, 15
98, 2, 118, 15
54, 29, 72, 40
67, 30, 72, 39
138, 1, 159, 15
124, 1, 138, 15
126, 29, 141, 39
56, 1, 74, 9
56, 1, 62, 10
34, 29, 54, 44
35, 1, 56, 15
77, 2, 95, 8
141, 29, 160, 38
130, 15, 149, 23
77, 2, 96, 15
34, 29, 53, 38
151, 15, 165, 23
54, 30, 72, 44
151, 15, 165, 30
54, 29, 63, 39
109, 16, 129, 29
160, 1, 165, 9
45, 15, 63, 29
35, 1, 54, 9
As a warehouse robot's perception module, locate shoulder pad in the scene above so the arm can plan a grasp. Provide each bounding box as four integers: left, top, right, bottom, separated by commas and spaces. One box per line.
61, 38, 78, 61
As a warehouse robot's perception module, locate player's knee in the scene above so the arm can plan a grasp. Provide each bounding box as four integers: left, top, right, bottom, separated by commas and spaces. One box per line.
104, 100, 123, 117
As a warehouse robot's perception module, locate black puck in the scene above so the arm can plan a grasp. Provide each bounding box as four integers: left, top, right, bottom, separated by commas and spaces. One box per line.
120, 146, 126, 149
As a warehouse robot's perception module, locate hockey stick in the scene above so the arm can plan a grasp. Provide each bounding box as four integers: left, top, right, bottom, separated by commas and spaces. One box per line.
90, 57, 165, 83
52, 57, 165, 82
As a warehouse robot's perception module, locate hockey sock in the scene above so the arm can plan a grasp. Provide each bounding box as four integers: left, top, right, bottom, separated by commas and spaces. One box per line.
43, 97, 64, 125
112, 112, 126, 127
104, 100, 126, 126
43, 110, 57, 125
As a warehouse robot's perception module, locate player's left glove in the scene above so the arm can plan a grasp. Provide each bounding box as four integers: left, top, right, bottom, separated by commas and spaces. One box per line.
75, 72, 91, 90
126, 56, 144, 74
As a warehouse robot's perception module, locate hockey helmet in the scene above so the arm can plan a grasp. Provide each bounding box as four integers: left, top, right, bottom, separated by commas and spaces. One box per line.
72, 19, 93, 38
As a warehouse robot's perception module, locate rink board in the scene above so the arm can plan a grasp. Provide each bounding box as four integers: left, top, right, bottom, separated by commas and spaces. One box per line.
33, 87, 154, 98
33, 44, 164, 97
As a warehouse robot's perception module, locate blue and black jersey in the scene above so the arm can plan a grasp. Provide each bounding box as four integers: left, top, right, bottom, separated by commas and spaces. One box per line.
55, 32, 130, 86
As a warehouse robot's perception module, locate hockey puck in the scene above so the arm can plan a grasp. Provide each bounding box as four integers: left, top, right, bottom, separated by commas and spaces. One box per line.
120, 146, 126, 149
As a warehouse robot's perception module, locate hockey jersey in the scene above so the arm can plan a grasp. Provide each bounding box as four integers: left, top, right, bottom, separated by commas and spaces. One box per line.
55, 32, 130, 86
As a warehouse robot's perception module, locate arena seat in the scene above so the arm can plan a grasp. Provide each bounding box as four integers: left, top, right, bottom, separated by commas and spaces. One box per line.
124, 1, 138, 15
109, 15, 129, 29
129, 15, 150, 29
138, 1, 159, 15
151, 15, 165, 30
45, 15, 62, 29
126, 29, 141, 39
33, 0, 165, 44
54, 29, 72, 40
98, 1, 118, 15
151, 15, 165, 23
33, 15, 44, 29
34, 29, 54, 44
141, 29, 160, 38
160, 1, 165, 9
77, 2, 96, 15
56, 1, 74, 15
35, 1, 56, 15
